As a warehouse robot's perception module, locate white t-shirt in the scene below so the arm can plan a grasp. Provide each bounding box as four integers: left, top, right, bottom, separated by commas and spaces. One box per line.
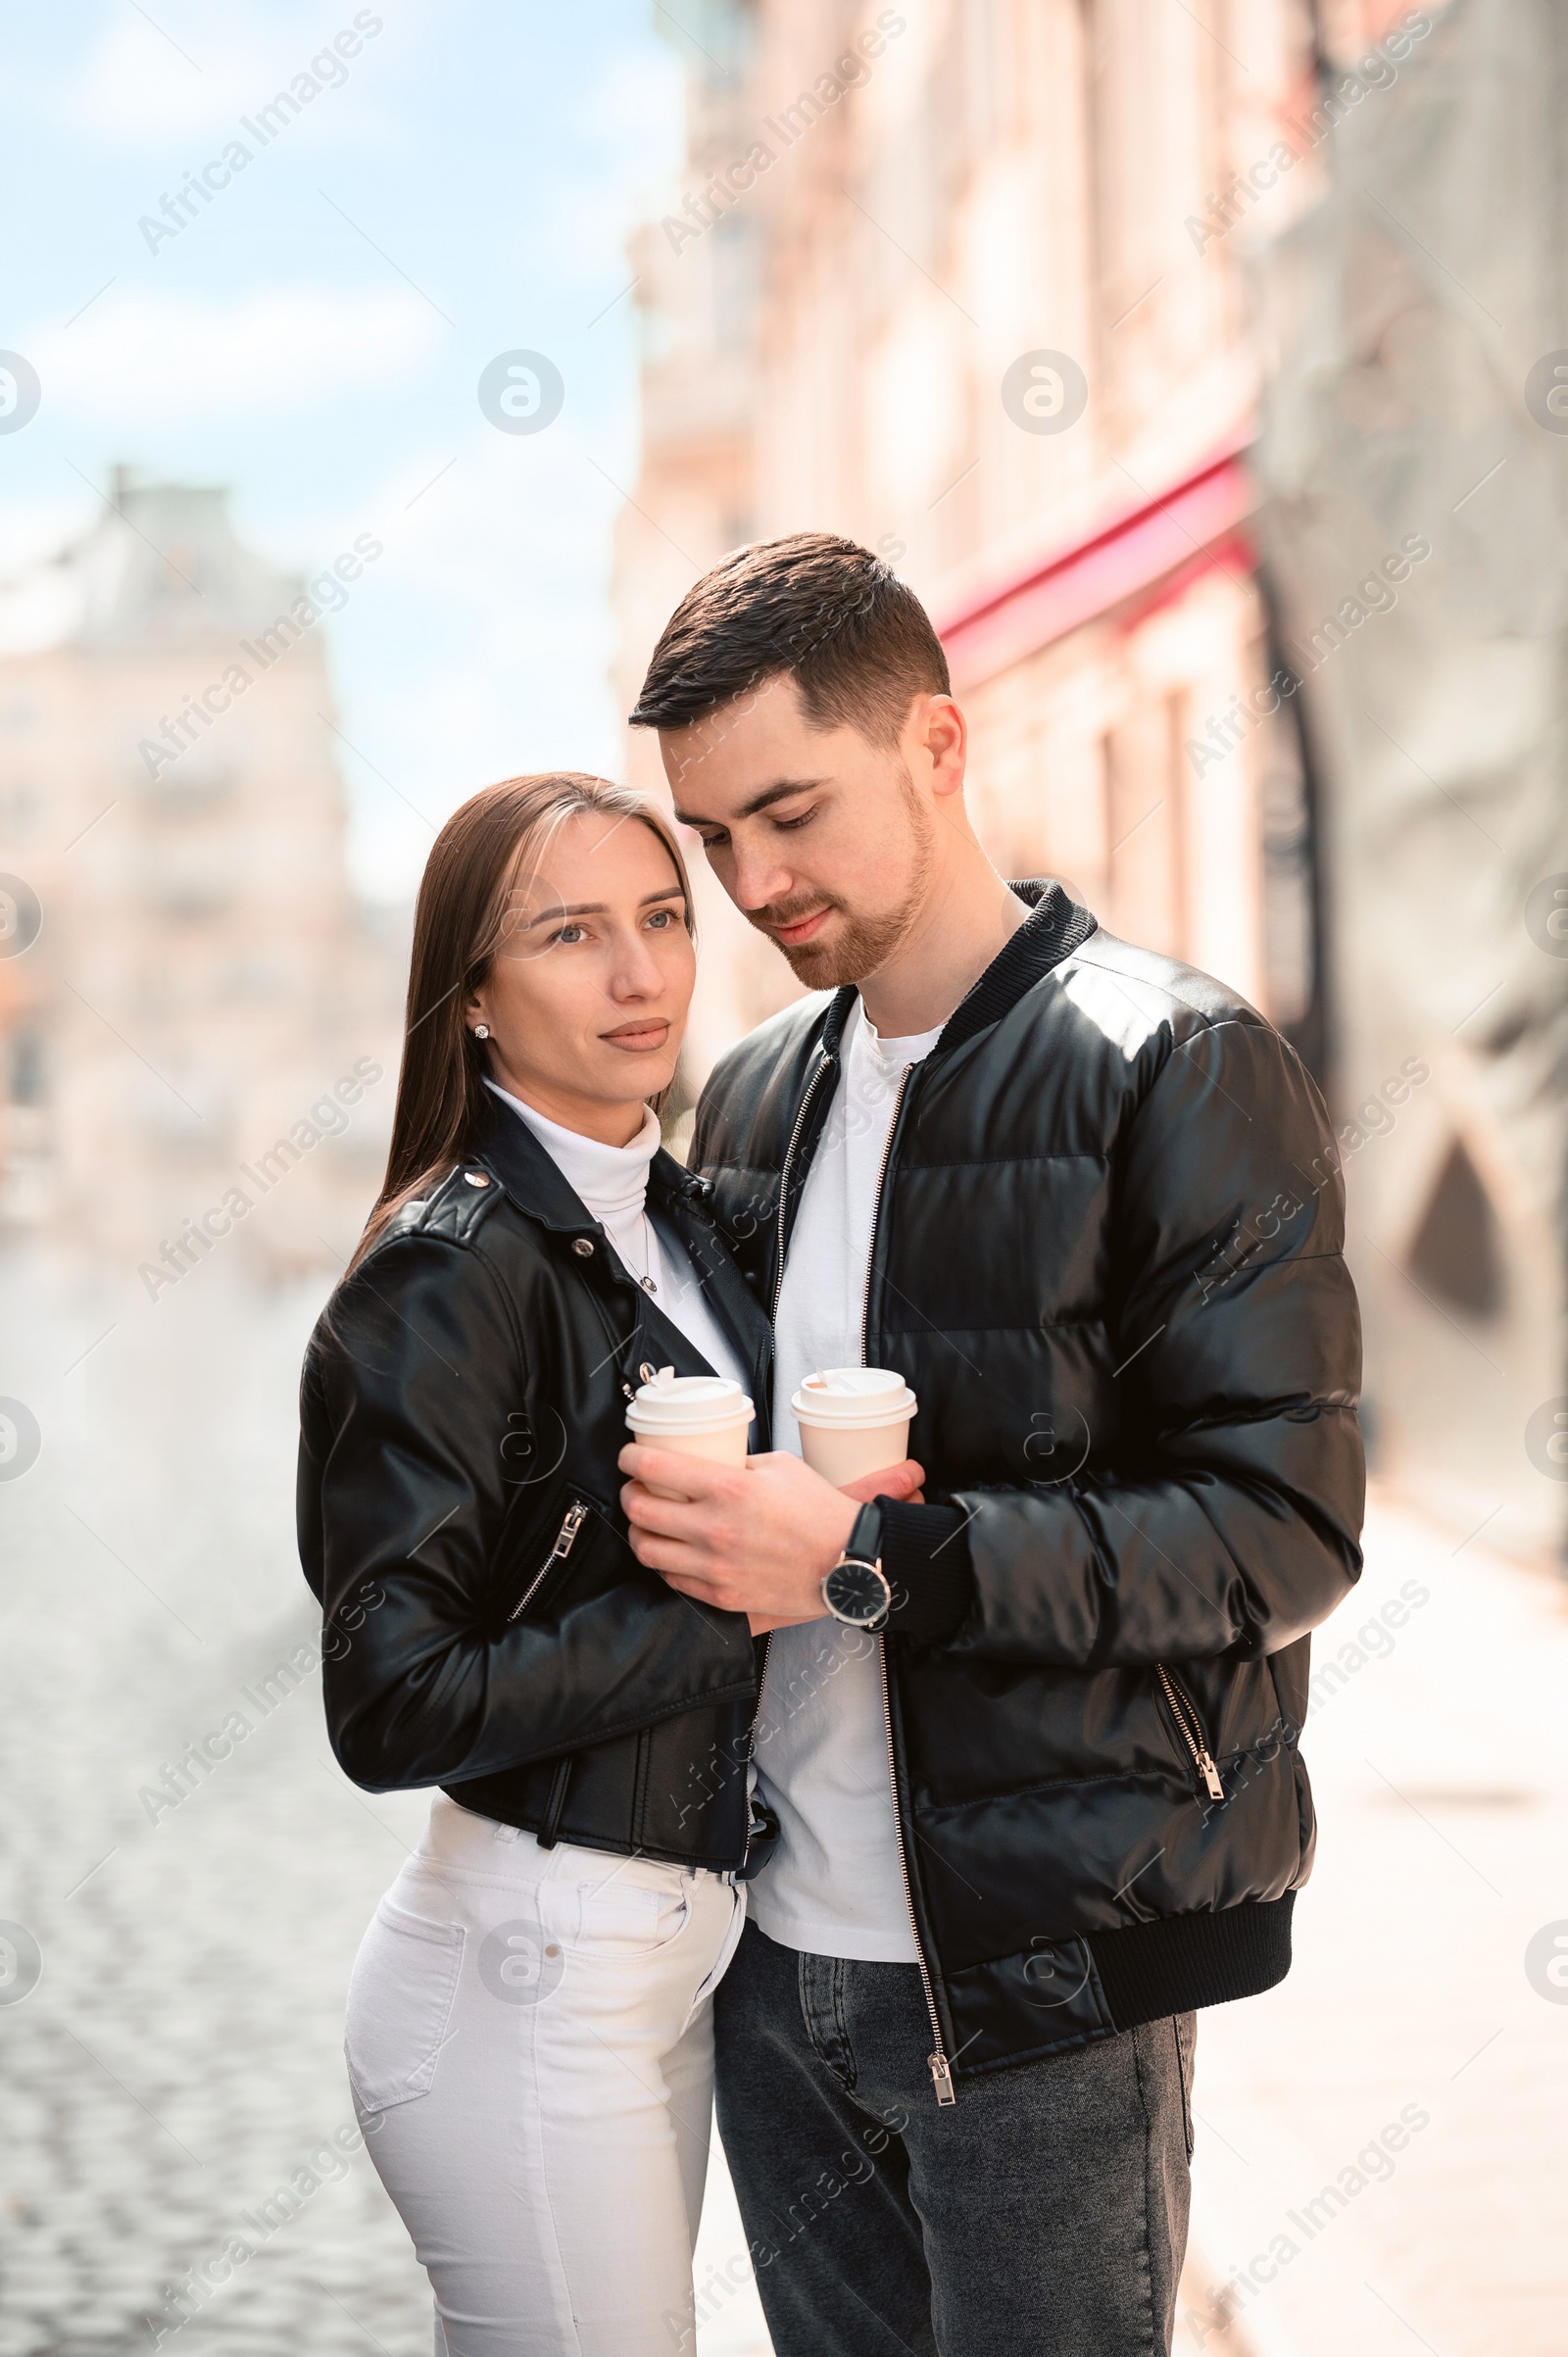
748, 1001, 944, 1963
484, 1082, 753, 1413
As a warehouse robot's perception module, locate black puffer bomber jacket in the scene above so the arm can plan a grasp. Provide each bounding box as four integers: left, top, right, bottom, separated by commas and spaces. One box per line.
298, 1090, 772, 1869
691, 880, 1365, 2092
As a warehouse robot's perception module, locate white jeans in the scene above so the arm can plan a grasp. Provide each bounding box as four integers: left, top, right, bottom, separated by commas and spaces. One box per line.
345, 1792, 747, 2355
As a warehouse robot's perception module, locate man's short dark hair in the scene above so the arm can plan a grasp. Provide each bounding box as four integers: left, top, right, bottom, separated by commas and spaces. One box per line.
628, 531, 952, 747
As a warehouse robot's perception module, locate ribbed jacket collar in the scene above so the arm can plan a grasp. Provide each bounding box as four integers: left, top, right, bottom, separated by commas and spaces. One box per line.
816, 878, 1098, 1062
471, 1087, 698, 1235
483, 1080, 662, 1227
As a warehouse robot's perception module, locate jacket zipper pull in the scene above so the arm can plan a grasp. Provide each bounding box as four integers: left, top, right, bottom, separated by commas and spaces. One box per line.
506, 1502, 589, 1624
553, 1503, 587, 1556
928, 2052, 956, 2106
1196, 1747, 1225, 1801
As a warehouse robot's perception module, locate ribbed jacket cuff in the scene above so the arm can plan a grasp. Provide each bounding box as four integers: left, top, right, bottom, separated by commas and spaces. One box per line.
878, 1500, 973, 1645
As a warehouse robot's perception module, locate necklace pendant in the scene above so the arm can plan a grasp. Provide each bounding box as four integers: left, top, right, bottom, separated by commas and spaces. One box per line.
640, 1274, 658, 1294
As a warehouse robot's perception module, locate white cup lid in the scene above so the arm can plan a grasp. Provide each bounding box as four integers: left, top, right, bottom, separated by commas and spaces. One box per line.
625, 1365, 754, 1434
791, 1365, 918, 1428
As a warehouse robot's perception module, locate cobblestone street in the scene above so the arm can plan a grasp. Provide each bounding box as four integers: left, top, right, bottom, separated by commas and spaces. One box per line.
1, 1252, 1563, 2355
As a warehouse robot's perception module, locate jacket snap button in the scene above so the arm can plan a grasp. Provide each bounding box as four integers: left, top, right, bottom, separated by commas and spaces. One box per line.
572, 1237, 594, 1257
464, 1171, 490, 1188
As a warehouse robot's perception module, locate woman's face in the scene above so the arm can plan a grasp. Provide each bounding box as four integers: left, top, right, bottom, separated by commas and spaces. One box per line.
466, 810, 694, 1145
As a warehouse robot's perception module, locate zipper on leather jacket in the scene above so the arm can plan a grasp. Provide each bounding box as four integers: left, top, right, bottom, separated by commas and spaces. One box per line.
771, 1051, 833, 1318
859, 1069, 910, 1361
860, 1067, 953, 2103
1156, 1665, 1225, 1801
739, 1037, 811, 1868
506, 1500, 588, 1623
744, 1040, 829, 1870
879, 1640, 955, 2104
738, 1632, 774, 1876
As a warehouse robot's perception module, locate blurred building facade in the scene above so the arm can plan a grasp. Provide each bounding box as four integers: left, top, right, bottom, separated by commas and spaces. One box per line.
0, 473, 402, 1283
1254, 0, 1568, 1555
614, 0, 1568, 1557
612, 0, 1331, 1085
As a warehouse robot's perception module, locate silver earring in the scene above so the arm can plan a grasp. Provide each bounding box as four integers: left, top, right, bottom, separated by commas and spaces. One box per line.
474, 1025, 489, 1040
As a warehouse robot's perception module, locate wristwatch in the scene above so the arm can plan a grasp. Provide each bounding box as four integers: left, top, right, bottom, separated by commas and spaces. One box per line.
820, 1501, 893, 1630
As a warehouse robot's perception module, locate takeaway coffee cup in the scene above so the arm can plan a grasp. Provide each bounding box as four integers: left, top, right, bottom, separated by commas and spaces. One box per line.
625, 1367, 754, 1498
791, 1366, 918, 1488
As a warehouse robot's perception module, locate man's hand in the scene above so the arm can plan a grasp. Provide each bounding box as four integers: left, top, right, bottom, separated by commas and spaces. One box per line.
618, 1447, 925, 1635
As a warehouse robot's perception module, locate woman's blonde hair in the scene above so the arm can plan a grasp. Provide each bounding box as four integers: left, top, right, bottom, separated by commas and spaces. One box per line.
346, 772, 693, 1276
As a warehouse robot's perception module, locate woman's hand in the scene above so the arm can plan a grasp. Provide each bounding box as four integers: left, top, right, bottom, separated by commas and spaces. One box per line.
840, 1466, 924, 1507
618, 1448, 925, 1634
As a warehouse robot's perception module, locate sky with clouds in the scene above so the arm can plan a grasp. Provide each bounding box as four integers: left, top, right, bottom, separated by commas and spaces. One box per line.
0, 0, 684, 898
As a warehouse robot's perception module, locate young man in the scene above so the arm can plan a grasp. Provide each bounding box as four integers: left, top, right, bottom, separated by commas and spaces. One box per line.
618, 534, 1364, 2357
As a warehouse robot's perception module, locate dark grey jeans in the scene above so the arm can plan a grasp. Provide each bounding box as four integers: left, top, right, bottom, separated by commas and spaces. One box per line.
713, 1923, 1195, 2357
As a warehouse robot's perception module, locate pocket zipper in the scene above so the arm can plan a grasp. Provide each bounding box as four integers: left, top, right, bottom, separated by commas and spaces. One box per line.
506, 1501, 588, 1624
1155, 1665, 1226, 1801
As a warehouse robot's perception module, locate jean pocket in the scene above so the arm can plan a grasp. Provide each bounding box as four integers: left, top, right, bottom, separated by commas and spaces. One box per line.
553, 1869, 693, 1958
683, 1883, 746, 2031
345, 1895, 466, 2115
1173, 2011, 1197, 2159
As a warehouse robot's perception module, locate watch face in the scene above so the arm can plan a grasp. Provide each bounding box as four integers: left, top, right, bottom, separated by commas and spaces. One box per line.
823, 1558, 890, 1627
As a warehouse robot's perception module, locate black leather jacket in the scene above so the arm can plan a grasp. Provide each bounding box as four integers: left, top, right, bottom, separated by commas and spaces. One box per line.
691, 881, 1365, 2091
297, 1090, 772, 1869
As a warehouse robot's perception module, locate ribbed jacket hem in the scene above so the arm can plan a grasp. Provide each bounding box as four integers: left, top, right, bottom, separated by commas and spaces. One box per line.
1087, 1892, 1295, 2032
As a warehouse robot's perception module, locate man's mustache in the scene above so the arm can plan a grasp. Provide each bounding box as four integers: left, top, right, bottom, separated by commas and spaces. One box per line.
746, 895, 841, 934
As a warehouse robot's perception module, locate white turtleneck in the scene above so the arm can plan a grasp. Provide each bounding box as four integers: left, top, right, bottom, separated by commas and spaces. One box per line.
483, 1080, 753, 1426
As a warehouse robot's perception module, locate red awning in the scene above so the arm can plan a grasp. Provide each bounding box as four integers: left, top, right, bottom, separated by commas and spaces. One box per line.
931, 441, 1257, 690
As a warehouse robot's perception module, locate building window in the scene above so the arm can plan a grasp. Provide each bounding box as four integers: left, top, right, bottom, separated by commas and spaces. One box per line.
9, 1029, 45, 1106
710, 214, 760, 353
692, 0, 754, 89
1405, 1136, 1504, 1321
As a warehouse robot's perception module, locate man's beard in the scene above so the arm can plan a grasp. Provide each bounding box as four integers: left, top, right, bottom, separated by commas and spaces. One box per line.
747, 772, 937, 988
746, 890, 916, 987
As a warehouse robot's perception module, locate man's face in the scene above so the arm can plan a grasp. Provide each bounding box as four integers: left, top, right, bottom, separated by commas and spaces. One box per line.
659, 675, 955, 989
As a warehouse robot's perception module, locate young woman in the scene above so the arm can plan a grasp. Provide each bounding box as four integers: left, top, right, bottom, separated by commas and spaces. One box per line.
297, 773, 915, 2355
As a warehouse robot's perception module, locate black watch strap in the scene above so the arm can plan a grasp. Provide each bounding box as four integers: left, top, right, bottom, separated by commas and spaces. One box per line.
846, 1499, 885, 1563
